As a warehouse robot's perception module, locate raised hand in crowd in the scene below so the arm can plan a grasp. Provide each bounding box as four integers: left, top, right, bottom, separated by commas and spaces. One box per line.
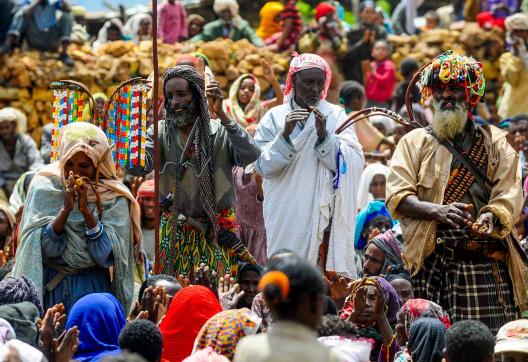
323, 271, 352, 310
261, 58, 276, 84
130, 176, 144, 198
218, 274, 245, 310
193, 263, 218, 294
206, 81, 225, 121
39, 303, 66, 356
177, 274, 191, 288
140, 286, 173, 324
52, 326, 80, 362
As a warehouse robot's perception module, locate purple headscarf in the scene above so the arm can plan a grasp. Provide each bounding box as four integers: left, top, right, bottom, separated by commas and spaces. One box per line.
367, 230, 403, 276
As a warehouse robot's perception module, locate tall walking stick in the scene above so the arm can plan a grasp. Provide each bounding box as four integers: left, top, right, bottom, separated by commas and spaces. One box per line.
152, 0, 161, 274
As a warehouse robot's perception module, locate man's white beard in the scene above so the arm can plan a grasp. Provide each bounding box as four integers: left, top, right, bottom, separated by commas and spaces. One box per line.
431, 100, 468, 140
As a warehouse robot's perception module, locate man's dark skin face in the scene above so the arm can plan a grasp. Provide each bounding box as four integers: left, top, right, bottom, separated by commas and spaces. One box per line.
294, 68, 326, 108
220, 9, 233, 23
362, 215, 392, 242
362, 243, 385, 276
0, 121, 16, 145
142, 197, 157, 223
165, 77, 195, 111
390, 279, 413, 304
509, 119, 528, 152
433, 85, 467, 111
237, 270, 260, 308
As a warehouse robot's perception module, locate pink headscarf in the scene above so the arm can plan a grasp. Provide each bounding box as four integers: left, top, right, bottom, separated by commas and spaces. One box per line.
283, 52, 332, 103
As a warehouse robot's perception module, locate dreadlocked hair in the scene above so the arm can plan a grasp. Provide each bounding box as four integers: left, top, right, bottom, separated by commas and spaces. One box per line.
162, 65, 217, 231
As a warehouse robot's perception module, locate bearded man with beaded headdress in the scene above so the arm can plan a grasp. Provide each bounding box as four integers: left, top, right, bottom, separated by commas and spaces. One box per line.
386, 51, 528, 333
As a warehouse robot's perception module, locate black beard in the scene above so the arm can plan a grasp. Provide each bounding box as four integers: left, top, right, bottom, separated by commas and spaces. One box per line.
165, 101, 196, 128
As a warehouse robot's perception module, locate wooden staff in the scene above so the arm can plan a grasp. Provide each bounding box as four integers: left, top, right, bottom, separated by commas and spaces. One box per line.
152, 0, 161, 274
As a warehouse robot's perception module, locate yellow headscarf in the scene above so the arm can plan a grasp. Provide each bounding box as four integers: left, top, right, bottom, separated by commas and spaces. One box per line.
256, 2, 284, 40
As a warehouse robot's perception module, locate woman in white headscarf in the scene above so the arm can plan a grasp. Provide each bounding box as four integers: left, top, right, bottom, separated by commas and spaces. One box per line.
124, 12, 152, 44
357, 163, 389, 210
93, 18, 127, 52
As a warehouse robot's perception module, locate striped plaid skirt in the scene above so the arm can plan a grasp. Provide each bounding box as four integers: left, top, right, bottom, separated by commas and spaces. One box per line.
414, 251, 517, 334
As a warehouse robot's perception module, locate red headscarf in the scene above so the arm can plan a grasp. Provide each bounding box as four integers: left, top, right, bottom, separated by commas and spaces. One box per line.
315, 2, 335, 21
160, 286, 222, 362
136, 179, 155, 200
283, 52, 332, 102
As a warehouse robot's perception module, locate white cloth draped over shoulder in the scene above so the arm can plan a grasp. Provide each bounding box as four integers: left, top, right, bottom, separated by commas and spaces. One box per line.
254, 100, 364, 278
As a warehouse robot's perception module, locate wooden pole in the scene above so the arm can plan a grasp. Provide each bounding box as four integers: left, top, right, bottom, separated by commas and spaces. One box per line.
152, 0, 161, 275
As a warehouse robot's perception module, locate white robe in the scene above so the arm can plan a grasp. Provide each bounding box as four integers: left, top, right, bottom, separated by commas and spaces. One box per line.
254, 100, 364, 278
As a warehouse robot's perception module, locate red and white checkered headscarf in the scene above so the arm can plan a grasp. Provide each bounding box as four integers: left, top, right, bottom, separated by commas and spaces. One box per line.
284, 52, 332, 103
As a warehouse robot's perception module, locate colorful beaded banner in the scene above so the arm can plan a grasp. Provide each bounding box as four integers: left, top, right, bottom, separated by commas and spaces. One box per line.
104, 78, 151, 169
50, 78, 150, 168
50, 81, 92, 162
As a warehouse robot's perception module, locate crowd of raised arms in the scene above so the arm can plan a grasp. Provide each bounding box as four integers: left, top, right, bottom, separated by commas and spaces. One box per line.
0, 0, 527, 361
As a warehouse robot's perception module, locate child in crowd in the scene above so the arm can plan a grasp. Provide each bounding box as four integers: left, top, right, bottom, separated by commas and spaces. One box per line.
444, 320, 496, 362
158, 0, 188, 44
363, 40, 396, 108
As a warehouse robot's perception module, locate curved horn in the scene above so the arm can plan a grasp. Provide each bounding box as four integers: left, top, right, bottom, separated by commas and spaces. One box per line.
405, 59, 433, 128
336, 107, 414, 135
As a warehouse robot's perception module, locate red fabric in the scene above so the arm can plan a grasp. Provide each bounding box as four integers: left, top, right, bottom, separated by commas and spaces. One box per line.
160, 286, 222, 362
477, 11, 506, 29
136, 179, 155, 200
283, 52, 332, 102
314, 2, 335, 21
365, 60, 396, 103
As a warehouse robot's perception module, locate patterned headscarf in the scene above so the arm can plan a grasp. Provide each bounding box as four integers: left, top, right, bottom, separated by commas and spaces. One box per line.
194, 308, 261, 360
225, 74, 263, 127
367, 230, 403, 276
162, 65, 217, 230
397, 298, 451, 338
136, 179, 155, 200
284, 52, 332, 102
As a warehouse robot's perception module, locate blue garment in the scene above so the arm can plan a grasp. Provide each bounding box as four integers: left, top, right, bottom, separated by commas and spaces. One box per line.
23, 0, 63, 31
354, 200, 394, 250
66, 293, 125, 362
41, 223, 114, 312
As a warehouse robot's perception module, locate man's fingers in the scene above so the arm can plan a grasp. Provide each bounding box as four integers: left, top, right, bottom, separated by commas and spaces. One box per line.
446, 213, 466, 228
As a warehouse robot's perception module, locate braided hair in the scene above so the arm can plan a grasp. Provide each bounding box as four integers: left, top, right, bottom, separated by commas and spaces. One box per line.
0, 276, 43, 315
162, 65, 217, 230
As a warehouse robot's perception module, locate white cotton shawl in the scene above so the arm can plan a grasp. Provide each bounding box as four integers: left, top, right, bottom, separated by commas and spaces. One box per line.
356, 163, 389, 210
258, 100, 363, 278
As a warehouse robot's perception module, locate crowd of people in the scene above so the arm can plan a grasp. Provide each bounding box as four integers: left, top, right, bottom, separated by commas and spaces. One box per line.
1, 0, 528, 361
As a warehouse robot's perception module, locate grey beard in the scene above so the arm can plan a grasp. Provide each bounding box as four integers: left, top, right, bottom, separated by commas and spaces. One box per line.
431, 100, 468, 140
165, 102, 196, 128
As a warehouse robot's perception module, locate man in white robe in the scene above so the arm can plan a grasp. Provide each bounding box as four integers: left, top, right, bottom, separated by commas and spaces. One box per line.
254, 53, 364, 278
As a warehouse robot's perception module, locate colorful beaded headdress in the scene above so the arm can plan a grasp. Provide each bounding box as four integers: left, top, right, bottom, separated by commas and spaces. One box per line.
50, 78, 150, 169
420, 51, 486, 109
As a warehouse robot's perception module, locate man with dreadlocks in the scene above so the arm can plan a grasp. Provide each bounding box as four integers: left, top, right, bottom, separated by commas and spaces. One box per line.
136, 65, 260, 277
386, 51, 528, 333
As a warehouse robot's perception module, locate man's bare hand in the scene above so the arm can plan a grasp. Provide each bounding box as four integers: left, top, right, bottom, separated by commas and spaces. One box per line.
432, 203, 473, 228
283, 109, 309, 139
468, 212, 495, 238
